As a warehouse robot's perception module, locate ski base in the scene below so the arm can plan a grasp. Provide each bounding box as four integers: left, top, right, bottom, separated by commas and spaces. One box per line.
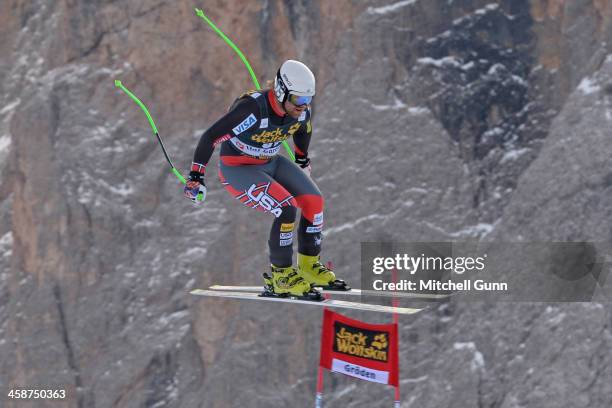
190, 289, 423, 315
209, 285, 450, 300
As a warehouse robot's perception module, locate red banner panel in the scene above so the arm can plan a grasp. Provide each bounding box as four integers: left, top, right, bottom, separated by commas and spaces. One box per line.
319, 309, 399, 386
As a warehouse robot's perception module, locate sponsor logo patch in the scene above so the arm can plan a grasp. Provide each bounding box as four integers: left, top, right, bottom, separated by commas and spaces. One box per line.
245, 183, 287, 217
233, 113, 257, 135
250, 128, 290, 144
333, 324, 389, 362
313, 212, 324, 226
249, 122, 300, 143
280, 232, 293, 239
280, 238, 293, 246
306, 226, 322, 233
280, 223, 294, 232
230, 137, 282, 158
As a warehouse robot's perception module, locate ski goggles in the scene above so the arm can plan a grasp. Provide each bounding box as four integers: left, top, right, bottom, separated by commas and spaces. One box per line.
288, 93, 312, 106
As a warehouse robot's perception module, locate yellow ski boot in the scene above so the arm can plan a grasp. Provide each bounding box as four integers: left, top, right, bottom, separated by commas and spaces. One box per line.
297, 254, 350, 291
263, 265, 322, 300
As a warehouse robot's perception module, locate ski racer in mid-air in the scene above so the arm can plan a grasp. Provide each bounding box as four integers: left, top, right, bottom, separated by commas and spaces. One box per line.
184, 60, 347, 299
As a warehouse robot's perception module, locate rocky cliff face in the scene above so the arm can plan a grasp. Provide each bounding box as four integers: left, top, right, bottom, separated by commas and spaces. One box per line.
1, 1, 611, 407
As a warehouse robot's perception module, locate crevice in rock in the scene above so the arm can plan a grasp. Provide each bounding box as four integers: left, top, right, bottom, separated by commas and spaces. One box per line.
134, 1, 168, 19
81, 31, 106, 59
53, 283, 84, 408
259, 0, 276, 62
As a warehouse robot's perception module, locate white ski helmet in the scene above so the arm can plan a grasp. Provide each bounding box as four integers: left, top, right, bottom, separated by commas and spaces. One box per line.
274, 60, 316, 105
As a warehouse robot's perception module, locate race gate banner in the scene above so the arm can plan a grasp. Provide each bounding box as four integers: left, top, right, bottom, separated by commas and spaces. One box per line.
319, 309, 399, 386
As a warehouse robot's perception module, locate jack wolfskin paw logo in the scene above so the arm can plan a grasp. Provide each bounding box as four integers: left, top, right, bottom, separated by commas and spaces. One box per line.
371, 334, 388, 350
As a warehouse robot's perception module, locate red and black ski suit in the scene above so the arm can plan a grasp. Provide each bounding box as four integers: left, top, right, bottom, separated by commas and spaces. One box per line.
191, 89, 324, 267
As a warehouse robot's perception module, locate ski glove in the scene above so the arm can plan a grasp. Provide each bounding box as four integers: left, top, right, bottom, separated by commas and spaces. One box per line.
184, 171, 207, 204
295, 155, 311, 175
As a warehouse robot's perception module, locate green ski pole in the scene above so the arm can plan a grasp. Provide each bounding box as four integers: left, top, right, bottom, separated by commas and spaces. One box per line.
114, 80, 204, 201
194, 7, 296, 161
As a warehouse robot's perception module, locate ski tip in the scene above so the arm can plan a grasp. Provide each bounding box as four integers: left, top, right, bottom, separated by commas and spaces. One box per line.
194, 8, 204, 17
114, 79, 122, 88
